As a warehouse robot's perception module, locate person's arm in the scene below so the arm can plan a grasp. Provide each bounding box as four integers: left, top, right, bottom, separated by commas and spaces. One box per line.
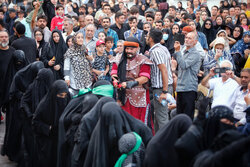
227, 36, 236, 45
31, 1, 40, 30
64, 58, 71, 86
201, 67, 216, 88
209, 39, 215, 49
104, 64, 109, 75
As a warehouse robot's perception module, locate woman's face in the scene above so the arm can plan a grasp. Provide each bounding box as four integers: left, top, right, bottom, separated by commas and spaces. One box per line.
233, 27, 241, 38
225, 27, 231, 36
164, 18, 170, 28
204, 21, 212, 29
172, 25, 179, 34
88, 7, 93, 14
216, 17, 222, 25
76, 33, 84, 46
218, 32, 226, 38
67, 38, 73, 47
53, 32, 60, 43
98, 33, 106, 41
35, 31, 43, 42
201, 12, 207, 21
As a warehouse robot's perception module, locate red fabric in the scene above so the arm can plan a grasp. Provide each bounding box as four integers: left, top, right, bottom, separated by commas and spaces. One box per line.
50, 16, 64, 31
111, 63, 118, 76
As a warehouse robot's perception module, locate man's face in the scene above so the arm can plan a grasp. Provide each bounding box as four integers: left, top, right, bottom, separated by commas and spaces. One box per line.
64, 21, 72, 32
85, 26, 95, 38
37, 19, 47, 29
155, 22, 163, 30
168, 8, 176, 16
121, 8, 128, 17
117, 15, 125, 25
229, 8, 235, 16
0, 31, 9, 48
57, 7, 64, 16
51, 0, 57, 5
222, 10, 229, 18
193, 0, 199, 6
155, 12, 162, 21
188, 22, 196, 31
220, 62, 232, 79
128, 19, 137, 28
117, 42, 124, 53
102, 19, 110, 29
125, 46, 138, 58
9, 12, 16, 19
143, 24, 150, 32
79, 17, 85, 27
79, 7, 86, 14
235, 7, 241, 16
18, 12, 24, 19
146, 17, 154, 25
211, 7, 218, 16
85, 16, 94, 25
241, 71, 250, 88
103, 6, 111, 14
184, 32, 196, 47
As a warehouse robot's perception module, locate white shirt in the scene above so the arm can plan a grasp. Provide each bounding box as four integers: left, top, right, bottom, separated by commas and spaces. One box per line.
63, 31, 75, 42
232, 86, 248, 124
209, 77, 239, 109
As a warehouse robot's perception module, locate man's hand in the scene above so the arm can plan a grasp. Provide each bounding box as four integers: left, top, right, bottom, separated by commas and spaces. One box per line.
174, 41, 181, 52
244, 49, 250, 59
214, 50, 223, 60
86, 54, 94, 61
198, 70, 204, 77
159, 93, 167, 103
244, 92, 250, 106
171, 57, 177, 71
209, 67, 216, 77
168, 103, 176, 110
131, 27, 137, 34
54, 65, 61, 71
121, 82, 127, 88
65, 80, 70, 86
226, 70, 235, 79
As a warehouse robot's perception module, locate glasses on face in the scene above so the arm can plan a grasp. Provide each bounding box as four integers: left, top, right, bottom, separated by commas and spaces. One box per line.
205, 23, 211, 25
35, 33, 43, 36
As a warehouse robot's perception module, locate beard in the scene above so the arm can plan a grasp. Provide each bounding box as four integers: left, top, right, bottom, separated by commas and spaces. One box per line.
126, 52, 136, 59
0, 40, 9, 48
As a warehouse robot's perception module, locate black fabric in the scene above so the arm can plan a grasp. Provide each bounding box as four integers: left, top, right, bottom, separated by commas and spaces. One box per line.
162, 28, 175, 54
11, 36, 37, 63
176, 91, 197, 120
57, 94, 98, 167
0, 46, 15, 108
41, 29, 68, 79
232, 25, 244, 42
175, 105, 237, 167
144, 114, 192, 167
32, 80, 71, 167
71, 97, 115, 167
83, 102, 153, 167
1, 61, 42, 163
193, 130, 250, 167
42, 0, 56, 28
110, 23, 129, 40
20, 68, 54, 167
201, 18, 216, 46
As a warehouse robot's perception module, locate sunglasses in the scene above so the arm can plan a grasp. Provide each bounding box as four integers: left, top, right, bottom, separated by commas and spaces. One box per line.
205, 23, 211, 25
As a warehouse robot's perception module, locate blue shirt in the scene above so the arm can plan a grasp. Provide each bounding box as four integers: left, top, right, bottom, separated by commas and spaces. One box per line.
197, 31, 208, 50
124, 29, 143, 41
95, 28, 119, 48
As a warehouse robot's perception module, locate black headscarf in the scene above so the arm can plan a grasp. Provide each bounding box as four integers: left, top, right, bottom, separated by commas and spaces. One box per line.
117, 37, 140, 105
162, 28, 175, 54
32, 80, 70, 167
83, 102, 153, 167
144, 114, 192, 167
232, 25, 244, 41
201, 18, 216, 46
21, 68, 54, 118
12, 50, 28, 72
71, 97, 115, 167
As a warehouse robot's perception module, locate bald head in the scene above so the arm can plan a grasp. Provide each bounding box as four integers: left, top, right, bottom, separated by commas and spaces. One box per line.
184, 32, 198, 48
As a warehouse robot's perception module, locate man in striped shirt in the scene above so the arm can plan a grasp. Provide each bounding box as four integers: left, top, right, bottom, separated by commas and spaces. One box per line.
147, 28, 173, 131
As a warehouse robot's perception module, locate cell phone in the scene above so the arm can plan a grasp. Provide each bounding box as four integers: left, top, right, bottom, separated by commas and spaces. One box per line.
216, 49, 222, 54
214, 67, 227, 73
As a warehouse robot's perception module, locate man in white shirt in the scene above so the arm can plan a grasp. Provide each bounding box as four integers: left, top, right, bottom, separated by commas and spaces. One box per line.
231, 68, 250, 127
201, 60, 239, 109
63, 18, 75, 41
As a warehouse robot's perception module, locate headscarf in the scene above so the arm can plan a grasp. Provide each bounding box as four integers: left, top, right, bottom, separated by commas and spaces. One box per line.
215, 30, 230, 51
162, 28, 175, 54
64, 32, 92, 89
232, 25, 244, 41
231, 31, 250, 57
117, 37, 140, 105
201, 18, 216, 46
144, 114, 192, 167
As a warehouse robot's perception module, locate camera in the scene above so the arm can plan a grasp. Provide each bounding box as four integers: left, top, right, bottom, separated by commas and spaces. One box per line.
214, 67, 230, 73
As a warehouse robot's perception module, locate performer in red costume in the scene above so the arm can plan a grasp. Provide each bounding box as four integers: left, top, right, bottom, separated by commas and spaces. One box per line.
110, 37, 154, 130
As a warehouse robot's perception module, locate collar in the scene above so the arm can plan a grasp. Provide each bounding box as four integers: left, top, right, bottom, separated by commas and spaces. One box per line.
149, 43, 161, 52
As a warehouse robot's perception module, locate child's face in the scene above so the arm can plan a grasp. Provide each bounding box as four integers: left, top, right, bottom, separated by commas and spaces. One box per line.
243, 35, 250, 44
57, 7, 64, 16
106, 41, 114, 49
88, 7, 93, 13
98, 33, 106, 41
241, 18, 247, 25
96, 44, 105, 53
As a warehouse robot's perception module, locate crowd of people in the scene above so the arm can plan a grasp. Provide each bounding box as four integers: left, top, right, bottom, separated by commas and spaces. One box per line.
0, 0, 250, 166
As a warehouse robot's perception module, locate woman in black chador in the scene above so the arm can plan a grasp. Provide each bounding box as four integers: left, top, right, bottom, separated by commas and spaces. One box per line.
32, 80, 71, 167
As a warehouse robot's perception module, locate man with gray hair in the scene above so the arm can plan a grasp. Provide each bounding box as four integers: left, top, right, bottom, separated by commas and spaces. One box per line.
63, 18, 75, 41
174, 32, 202, 119
78, 15, 94, 36
201, 60, 239, 109
84, 24, 97, 53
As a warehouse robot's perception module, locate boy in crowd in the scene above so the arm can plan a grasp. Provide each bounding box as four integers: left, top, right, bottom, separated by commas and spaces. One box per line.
50, 4, 64, 31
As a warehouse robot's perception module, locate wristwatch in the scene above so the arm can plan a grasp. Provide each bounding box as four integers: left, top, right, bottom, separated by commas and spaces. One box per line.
162, 90, 168, 94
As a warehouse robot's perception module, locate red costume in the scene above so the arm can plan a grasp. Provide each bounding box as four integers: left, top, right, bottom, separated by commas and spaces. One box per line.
110, 54, 153, 129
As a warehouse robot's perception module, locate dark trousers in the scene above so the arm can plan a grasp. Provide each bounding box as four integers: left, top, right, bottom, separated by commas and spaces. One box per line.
177, 91, 197, 120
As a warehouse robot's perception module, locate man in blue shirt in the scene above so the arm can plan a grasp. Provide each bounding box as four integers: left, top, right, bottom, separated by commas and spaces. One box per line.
189, 20, 208, 51
95, 17, 118, 48
124, 16, 143, 41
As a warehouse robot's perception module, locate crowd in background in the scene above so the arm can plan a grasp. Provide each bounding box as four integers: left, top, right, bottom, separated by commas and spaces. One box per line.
0, 0, 250, 166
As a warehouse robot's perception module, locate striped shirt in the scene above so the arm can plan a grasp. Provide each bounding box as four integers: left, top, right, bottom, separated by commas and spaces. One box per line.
149, 43, 173, 88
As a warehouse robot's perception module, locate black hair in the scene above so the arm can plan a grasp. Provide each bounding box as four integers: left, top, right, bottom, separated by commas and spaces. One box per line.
37, 14, 48, 22
0, 19, 5, 27
128, 16, 137, 22
149, 28, 163, 43
146, 13, 154, 20
56, 4, 64, 10
155, 20, 163, 25
102, 16, 111, 22
105, 36, 114, 43
115, 11, 124, 19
